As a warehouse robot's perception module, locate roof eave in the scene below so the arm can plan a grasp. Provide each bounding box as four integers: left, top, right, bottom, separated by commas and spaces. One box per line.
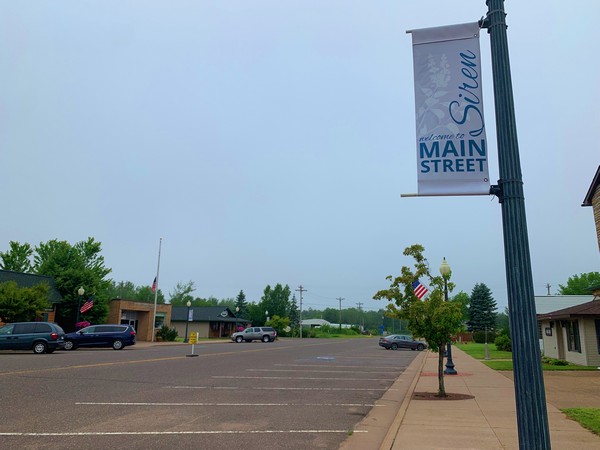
582, 165, 600, 207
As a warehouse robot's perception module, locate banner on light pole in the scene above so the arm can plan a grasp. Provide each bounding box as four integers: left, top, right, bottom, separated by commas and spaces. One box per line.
410, 22, 490, 196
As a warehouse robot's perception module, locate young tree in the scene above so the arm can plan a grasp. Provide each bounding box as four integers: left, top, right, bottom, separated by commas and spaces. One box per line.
0, 281, 50, 322
266, 314, 290, 336
259, 284, 291, 322
451, 291, 470, 324
467, 283, 497, 332
558, 272, 600, 295
33, 238, 111, 330
168, 281, 196, 306
374, 244, 463, 397
105, 280, 166, 304
496, 307, 510, 336
0, 241, 34, 273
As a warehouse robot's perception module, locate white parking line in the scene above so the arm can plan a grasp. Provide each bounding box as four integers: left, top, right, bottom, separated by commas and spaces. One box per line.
213, 375, 395, 381
166, 386, 395, 391
275, 364, 404, 370
247, 369, 396, 374
0, 430, 369, 436
75, 402, 380, 407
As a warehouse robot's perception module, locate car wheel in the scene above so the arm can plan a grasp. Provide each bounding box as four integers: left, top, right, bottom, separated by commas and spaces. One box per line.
64, 340, 76, 351
33, 342, 47, 354
417, 343, 425, 351
235, 336, 243, 343
262, 335, 270, 343
390, 343, 398, 350
112, 339, 124, 350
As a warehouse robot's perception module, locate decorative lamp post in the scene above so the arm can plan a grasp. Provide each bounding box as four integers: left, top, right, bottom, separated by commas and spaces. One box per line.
235, 306, 240, 332
439, 258, 457, 375
184, 300, 192, 343
265, 310, 269, 324
76, 287, 84, 325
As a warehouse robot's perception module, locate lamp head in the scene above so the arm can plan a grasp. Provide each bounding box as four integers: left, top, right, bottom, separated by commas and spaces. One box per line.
186, 300, 192, 307
77, 287, 85, 296
439, 257, 452, 277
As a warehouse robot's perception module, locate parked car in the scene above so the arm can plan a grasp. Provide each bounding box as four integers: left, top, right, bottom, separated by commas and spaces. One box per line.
63, 324, 136, 350
379, 334, 427, 351
231, 327, 277, 343
0, 322, 66, 354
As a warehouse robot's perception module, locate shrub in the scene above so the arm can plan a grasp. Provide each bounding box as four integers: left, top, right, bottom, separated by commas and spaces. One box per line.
541, 356, 569, 366
494, 334, 512, 352
473, 330, 497, 343
157, 325, 178, 341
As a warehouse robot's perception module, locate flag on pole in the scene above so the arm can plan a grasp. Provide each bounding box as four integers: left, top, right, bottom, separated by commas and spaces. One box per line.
80, 297, 94, 313
412, 280, 428, 299
151, 277, 157, 293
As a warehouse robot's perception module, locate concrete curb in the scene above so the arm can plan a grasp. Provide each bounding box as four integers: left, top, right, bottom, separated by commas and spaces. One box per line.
379, 350, 428, 450
339, 350, 427, 450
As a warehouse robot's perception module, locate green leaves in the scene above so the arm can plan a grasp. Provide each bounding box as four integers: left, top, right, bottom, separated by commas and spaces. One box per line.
0, 281, 50, 322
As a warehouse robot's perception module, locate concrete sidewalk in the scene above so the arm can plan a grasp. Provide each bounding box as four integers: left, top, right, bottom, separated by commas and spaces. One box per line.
342, 347, 600, 450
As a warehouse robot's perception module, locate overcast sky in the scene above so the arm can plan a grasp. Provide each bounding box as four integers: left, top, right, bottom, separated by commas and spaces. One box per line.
1, 1, 598, 313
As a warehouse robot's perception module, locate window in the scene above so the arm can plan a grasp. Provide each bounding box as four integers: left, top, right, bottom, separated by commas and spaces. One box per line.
13, 323, 36, 334
595, 320, 600, 354
566, 320, 581, 353
34, 323, 51, 333
155, 314, 165, 329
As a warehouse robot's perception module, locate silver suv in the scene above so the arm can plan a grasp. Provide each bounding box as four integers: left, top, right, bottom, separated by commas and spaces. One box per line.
231, 327, 277, 343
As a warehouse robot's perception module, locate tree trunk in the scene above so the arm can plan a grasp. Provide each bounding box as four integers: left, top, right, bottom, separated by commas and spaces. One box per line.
437, 342, 446, 397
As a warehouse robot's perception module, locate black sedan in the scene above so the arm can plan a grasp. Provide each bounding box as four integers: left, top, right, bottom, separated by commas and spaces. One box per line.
379, 334, 427, 351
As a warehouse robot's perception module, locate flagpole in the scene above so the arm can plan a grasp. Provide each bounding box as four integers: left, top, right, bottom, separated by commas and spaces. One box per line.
151, 237, 162, 342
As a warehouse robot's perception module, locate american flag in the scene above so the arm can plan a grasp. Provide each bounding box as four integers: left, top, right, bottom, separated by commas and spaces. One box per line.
80, 297, 94, 313
151, 277, 157, 293
412, 280, 428, 299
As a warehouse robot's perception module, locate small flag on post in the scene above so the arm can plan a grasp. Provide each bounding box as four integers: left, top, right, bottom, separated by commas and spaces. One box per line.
412, 280, 428, 299
80, 297, 94, 314
151, 277, 157, 293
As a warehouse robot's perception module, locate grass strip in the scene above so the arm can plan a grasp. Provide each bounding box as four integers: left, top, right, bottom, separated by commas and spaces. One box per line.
562, 408, 600, 435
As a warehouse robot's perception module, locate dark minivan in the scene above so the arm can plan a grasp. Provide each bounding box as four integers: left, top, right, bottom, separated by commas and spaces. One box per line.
0, 322, 66, 354
64, 324, 136, 350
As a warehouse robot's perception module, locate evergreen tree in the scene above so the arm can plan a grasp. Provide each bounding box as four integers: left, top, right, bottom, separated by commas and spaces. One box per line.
235, 290, 248, 318
468, 283, 497, 332
288, 293, 299, 329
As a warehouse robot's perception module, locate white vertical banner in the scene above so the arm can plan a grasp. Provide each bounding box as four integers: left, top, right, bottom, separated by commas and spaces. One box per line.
411, 22, 490, 196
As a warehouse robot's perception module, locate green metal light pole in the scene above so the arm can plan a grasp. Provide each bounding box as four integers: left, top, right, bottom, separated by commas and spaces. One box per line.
483, 1, 551, 448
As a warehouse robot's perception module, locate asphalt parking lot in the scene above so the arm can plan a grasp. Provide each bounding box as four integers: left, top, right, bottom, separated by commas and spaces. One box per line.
0, 338, 419, 450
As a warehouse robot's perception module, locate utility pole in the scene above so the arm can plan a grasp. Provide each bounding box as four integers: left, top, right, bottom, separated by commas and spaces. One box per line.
484, 1, 550, 447
296, 285, 306, 338
337, 297, 344, 330
546, 283, 551, 295
356, 302, 363, 331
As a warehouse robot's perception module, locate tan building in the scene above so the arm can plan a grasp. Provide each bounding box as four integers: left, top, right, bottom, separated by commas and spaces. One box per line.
582, 165, 600, 252
170, 306, 250, 340
107, 299, 172, 341
538, 301, 600, 367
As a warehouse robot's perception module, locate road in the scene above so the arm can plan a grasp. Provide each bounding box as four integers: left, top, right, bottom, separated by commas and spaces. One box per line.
0, 338, 419, 450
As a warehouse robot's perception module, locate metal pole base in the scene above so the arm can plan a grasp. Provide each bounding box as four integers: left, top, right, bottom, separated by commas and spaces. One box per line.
444, 342, 458, 375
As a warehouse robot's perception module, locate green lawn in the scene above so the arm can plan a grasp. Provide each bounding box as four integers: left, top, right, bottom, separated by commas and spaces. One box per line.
562, 408, 600, 436
455, 342, 599, 371
454, 342, 512, 360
